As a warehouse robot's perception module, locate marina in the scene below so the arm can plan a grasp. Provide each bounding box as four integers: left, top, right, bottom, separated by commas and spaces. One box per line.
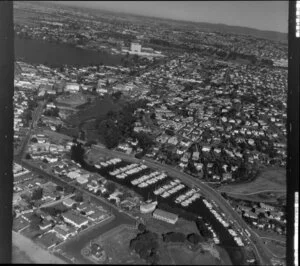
74, 156, 247, 265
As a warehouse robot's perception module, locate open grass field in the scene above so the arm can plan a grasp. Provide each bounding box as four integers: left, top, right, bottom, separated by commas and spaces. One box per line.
264, 240, 286, 259
39, 129, 73, 144
85, 148, 110, 164
225, 191, 286, 204
97, 226, 145, 265
218, 167, 286, 196
252, 228, 286, 243
56, 93, 88, 108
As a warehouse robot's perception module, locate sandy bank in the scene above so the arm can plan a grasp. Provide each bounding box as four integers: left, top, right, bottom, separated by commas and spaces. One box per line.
12, 231, 67, 264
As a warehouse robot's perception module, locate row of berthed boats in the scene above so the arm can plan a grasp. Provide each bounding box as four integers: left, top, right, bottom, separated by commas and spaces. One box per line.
95, 158, 122, 169
109, 163, 148, 179
203, 199, 244, 246
95, 159, 245, 247
132, 171, 168, 187
174, 188, 201, 206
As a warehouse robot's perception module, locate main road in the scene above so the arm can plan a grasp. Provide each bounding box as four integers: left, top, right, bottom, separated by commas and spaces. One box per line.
90, 144, 274, 266
14, 99, 46, 161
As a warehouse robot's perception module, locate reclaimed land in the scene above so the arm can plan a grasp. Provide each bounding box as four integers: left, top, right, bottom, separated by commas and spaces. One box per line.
217, 167, 285, 198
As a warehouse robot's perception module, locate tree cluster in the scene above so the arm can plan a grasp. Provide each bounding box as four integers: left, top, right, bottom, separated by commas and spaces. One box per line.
162, 231, 202, 245
74, 192, 84, 202
42, 204, 68, 217
31, 187, 43, 201
105, 182, 116, 194
44, 107, 59, 117
162, 232, 186, 243
130, 230, 160, 265
70, 142, 85, 164
96, 99, 149, 149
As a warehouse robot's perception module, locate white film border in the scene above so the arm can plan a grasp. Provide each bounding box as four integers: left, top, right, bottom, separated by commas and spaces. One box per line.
296, 1, 300, 37
295, 192, 299, 266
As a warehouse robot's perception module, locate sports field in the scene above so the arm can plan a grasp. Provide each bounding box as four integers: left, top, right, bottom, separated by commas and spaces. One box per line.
56, 93, 88, 108
66, 96, 122, 127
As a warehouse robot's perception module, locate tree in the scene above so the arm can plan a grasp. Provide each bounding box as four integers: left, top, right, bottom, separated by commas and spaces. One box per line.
187, 161, 197, 174
105, 79, 110, 88
187, 233, 201, 245
163, 232, 186, 243
134, 132, 154, 152
105, 182, 116, 194
150, 113, 156, 120
165, 128, 175, 136
130, 230, 159, 264
55, 185, 63, 192
31, 137, 38, 143
25, 153, 31, 160
74, 192, 84, 202
29, 213, 42, 229
64, 186, 76, 194
112, 91, 122, 101
31, 187, 43, 200
138, 223, 146, 232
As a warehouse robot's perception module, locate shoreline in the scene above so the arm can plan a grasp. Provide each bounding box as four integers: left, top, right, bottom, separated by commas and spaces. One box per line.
12, 231, 67, 264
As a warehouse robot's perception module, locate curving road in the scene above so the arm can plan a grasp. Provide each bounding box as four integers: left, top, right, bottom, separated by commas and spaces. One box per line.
219, 190, 286, 196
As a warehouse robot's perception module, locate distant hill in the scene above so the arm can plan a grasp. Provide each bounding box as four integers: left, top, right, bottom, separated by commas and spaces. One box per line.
21, 1, 288, 44
191, 22, 287, 43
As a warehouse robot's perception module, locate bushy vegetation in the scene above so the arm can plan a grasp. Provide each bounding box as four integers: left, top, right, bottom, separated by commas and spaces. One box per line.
130, 230, 160, 265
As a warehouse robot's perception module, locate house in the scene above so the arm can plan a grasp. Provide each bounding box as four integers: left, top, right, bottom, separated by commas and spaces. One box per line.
62, 211, 89, 228
67, 171, 81, 180
65, 82, 80, 92
168, 136, 178, 145
77, 202, 90, 212
222, 173, 232, 181
37, 232, 61, 249
39, 220, 53, 231
51, 224, 76, 241
63, 198, 76, 208
192, 151, 200, 161
77, 176, 89, 185
202, 146, 211, 152
194, 163, 203, 172
260, 203, 275, 211
87, 210, 107, 222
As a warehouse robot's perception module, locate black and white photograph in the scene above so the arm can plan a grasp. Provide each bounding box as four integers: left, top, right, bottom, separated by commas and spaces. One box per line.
0, 1, 298, 265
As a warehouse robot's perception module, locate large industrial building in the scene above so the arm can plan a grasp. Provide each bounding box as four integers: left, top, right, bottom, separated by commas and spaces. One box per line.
152, 209, 178, 224
130, 42, 142, 53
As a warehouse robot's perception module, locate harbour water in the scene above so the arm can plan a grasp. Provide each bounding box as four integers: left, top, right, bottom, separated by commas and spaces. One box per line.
14, 36, 123, 67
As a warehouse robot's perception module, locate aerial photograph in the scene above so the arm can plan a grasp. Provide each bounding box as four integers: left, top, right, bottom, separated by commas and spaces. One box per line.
12, 1, 288, 265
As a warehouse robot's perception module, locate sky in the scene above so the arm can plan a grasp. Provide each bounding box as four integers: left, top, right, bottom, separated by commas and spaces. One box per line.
54, 1, 288, 33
